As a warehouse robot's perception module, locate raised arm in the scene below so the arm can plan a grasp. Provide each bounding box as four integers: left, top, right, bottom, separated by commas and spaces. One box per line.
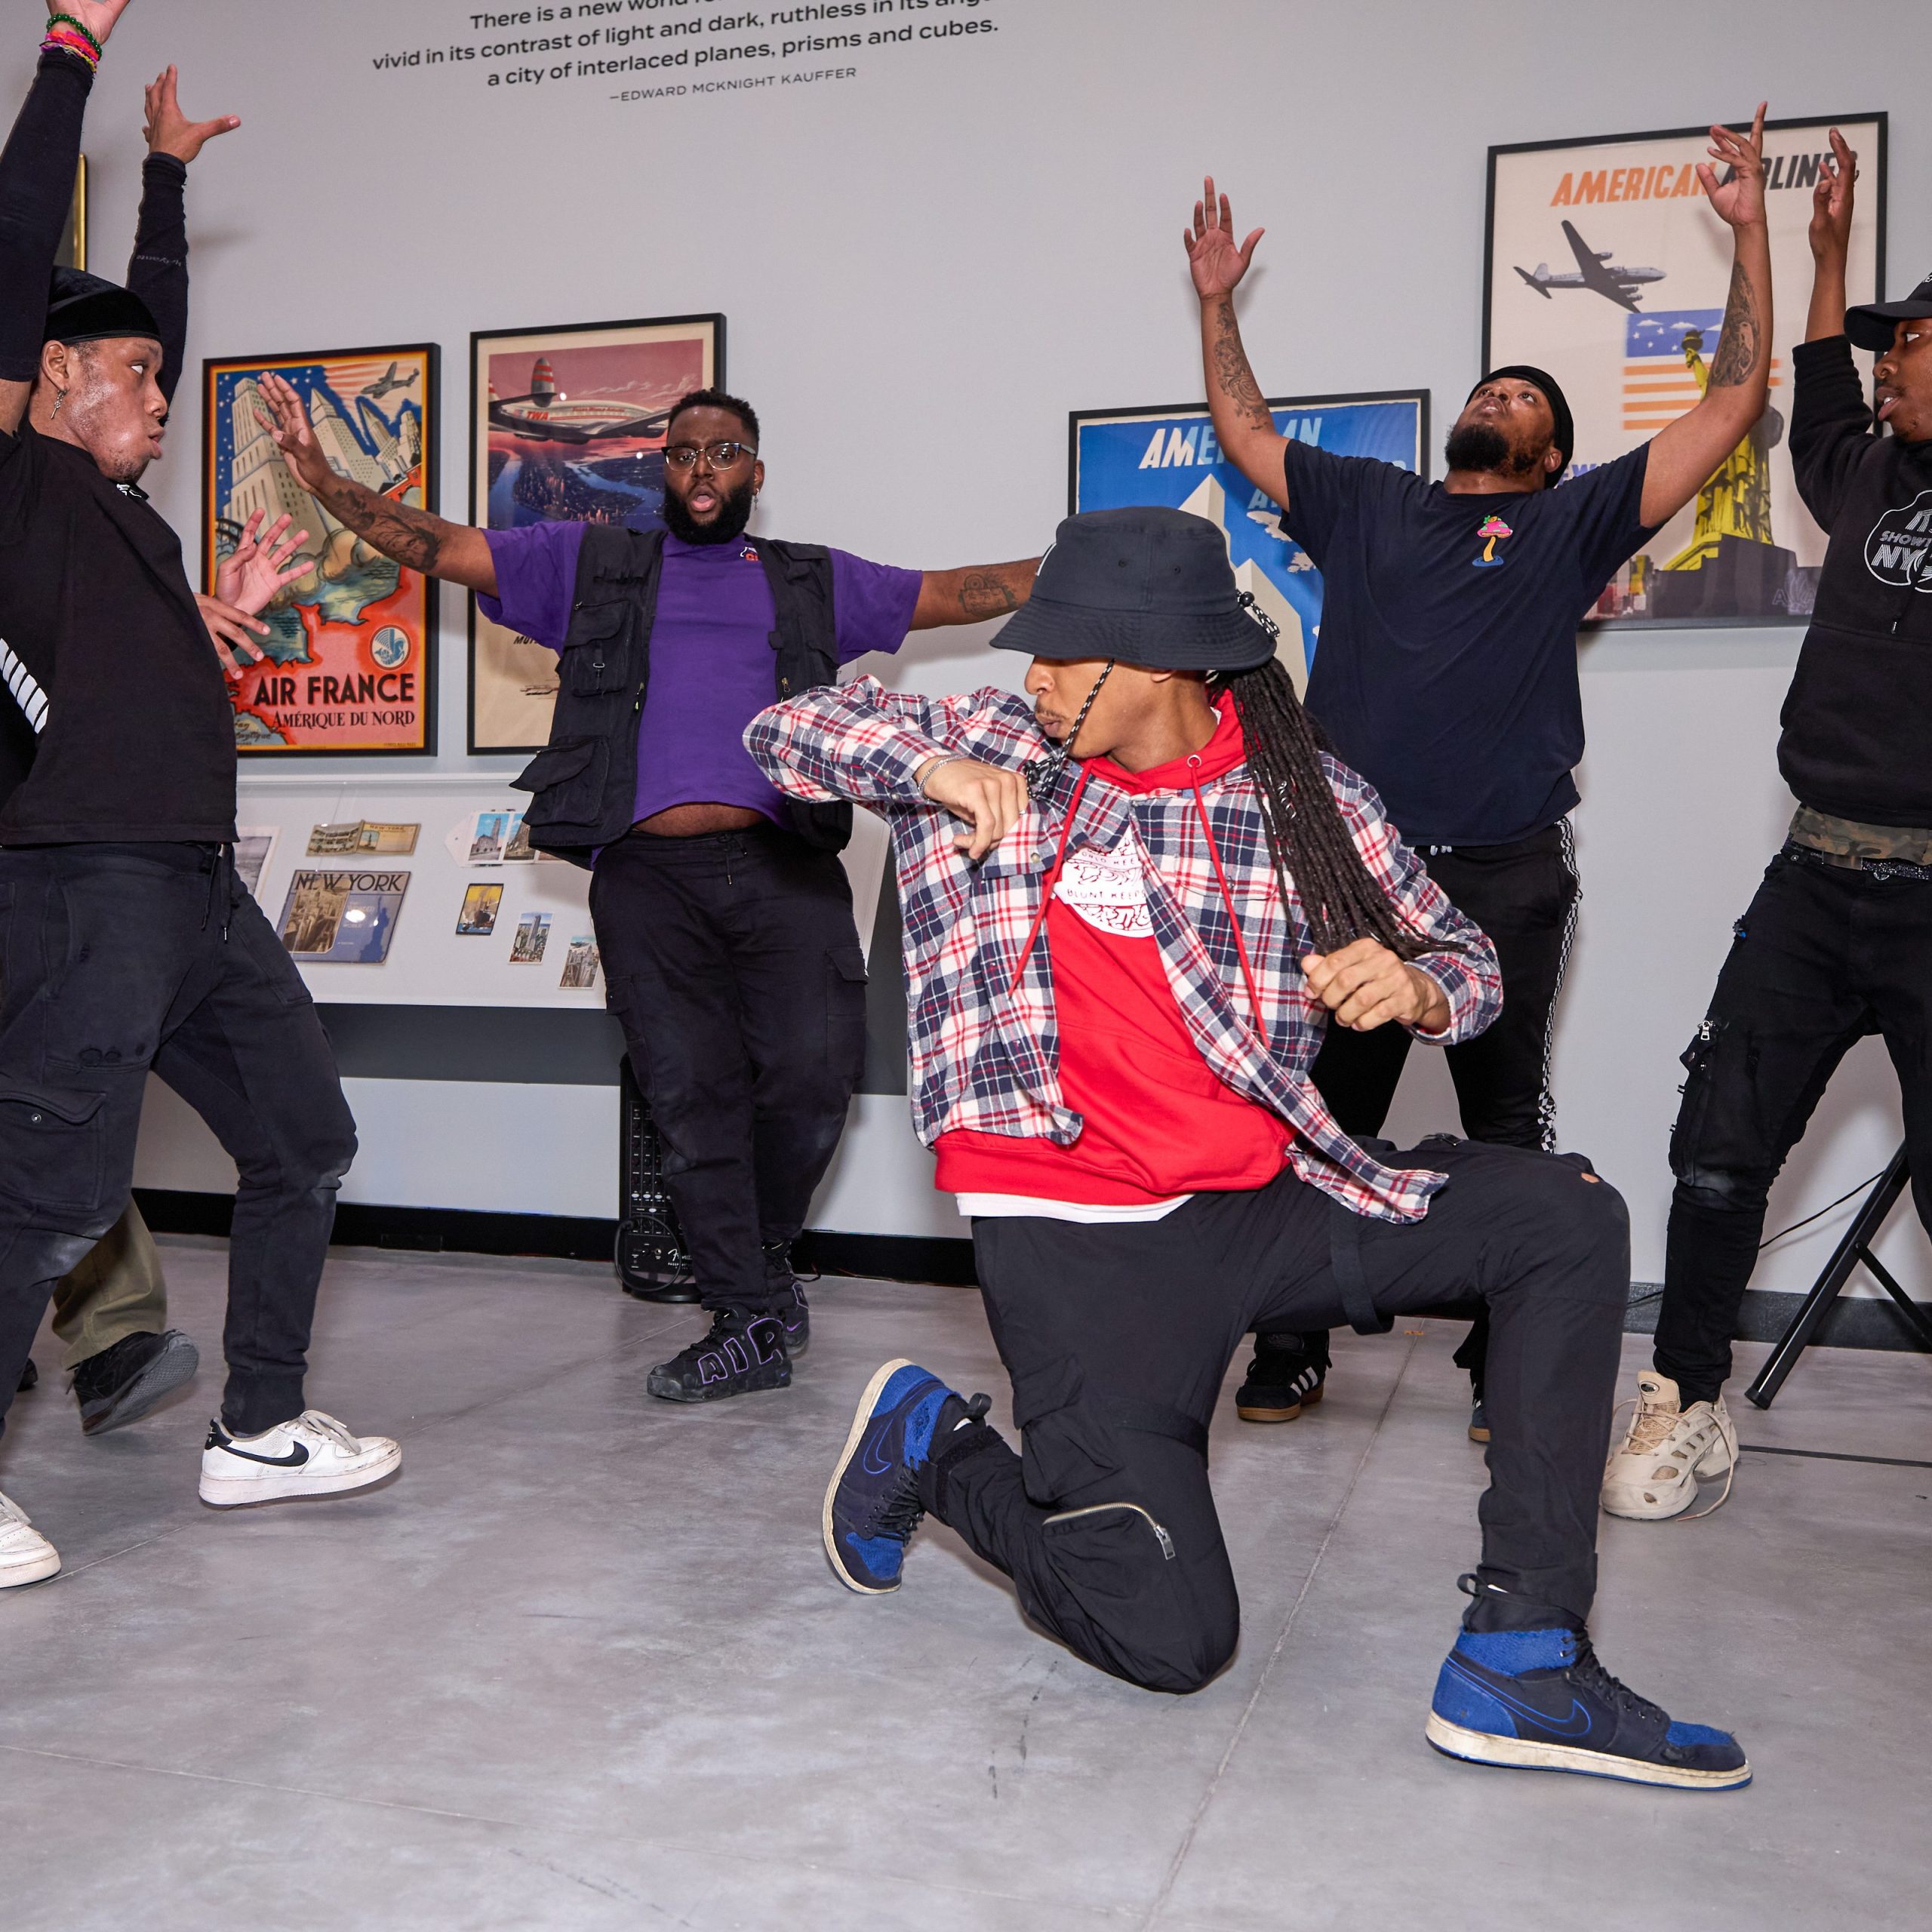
1788, 128, 1869, 531
256, 371, 497, 595
1638, 107, 1773, 528
127, 65, 238, 406
0, 5, 135, 437
1185, 177, 1290, 506
909, 558, 1038, 629
1804, 127, 1857, 345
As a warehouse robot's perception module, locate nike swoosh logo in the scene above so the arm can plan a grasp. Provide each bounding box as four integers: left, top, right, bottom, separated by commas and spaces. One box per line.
860, 1421, 898, 1476
214, 1440, 309, 1469
1447, 1660, 1594, 1740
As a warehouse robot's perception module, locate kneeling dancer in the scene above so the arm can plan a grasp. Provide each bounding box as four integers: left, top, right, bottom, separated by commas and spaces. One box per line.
0, 6, 396, 1593
750, 507, 1748, 1788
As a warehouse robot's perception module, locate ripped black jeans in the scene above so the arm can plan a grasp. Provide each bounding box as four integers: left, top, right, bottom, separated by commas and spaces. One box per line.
1656, 847, 1932, 1405
0, 844, 357, 1441
923, 1143, 1628, 1695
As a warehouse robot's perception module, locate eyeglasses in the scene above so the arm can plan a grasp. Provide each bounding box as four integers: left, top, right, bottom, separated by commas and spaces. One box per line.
663, 441, 757, 470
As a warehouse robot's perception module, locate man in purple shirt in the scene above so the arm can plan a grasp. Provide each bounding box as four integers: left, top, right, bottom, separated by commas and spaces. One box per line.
261, 381, 1037, 1404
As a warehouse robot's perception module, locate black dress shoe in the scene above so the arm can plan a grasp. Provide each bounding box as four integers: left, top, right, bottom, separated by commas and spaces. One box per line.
71, 1331, 200, 1435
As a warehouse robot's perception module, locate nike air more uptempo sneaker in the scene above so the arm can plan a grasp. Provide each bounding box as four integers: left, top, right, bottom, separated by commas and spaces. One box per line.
199, 1411, 401, 1507
646, 1309, 791, 1403
823, 1360, 987, 1594
1426, 1581, 1749, 1790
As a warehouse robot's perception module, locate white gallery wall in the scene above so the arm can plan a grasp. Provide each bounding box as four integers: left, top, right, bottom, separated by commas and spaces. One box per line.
15, 0, 1930, 1292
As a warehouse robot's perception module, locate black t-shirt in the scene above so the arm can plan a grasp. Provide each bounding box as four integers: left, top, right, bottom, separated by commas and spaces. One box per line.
1284, 440, 1655, 846
0, 425, 237, 844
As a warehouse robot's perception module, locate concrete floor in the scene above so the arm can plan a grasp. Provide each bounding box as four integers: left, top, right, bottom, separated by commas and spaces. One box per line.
2, 1237, 1928, 1931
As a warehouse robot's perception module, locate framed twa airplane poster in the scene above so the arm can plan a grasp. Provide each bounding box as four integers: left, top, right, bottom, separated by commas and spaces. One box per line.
1485, 113, 1885, 625
467, 312, 724, 752
204, 343, 438, 755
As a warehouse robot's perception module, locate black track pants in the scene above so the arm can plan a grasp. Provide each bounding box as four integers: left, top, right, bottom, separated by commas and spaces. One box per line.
921, 1143, 1628, 1694
0, 844, 357, 1440
1654, 848, 1932, 1404
591, 825, 869, 1316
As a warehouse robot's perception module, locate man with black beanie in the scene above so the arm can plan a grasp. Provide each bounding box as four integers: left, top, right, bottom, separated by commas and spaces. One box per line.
1183, 113, 1774, 1434
0, 2, 400, 1594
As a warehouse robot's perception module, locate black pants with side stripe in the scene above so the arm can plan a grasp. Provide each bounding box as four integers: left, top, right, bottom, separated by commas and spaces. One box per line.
1278, 823, 1581, 1383
920, 1143, 1627, 1694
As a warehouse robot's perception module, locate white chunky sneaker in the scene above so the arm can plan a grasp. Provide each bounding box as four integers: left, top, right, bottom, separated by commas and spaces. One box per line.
0, 1489, 60, 1587
199, 1410, 401, 1509
1600, 1372, 1737, 1521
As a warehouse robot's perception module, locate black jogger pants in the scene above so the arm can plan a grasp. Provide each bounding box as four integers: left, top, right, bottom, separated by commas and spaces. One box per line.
0, 843, 357, 1441
920, 1142, 1629, 1694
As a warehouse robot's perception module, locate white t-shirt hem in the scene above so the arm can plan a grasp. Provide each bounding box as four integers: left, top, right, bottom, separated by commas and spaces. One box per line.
954, 1192, 1192, 1225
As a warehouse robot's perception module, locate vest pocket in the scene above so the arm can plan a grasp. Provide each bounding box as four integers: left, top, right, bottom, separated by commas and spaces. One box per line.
559, 637, 628, 698
514, 736, 610, 828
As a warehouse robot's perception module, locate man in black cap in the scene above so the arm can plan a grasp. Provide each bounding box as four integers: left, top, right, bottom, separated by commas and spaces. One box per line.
1183, 116, 1773, 1435
752, 506, 1748, 1787
0, 2, 398, 1593
1604, 131, 1932, 1519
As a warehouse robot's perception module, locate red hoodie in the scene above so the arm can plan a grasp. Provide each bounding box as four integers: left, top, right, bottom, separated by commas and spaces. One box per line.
935, 697, 1291, 1211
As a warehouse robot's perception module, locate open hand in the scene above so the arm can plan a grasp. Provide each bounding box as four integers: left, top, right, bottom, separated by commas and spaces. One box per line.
1183, 176, 1263, 302
195, 591, 269, 679
1808, 127, 1857, 262
143, 66, 240, 162
918, 756, 1027, 862
1302, 938, 1449, 1033
1699, 103, 1767, 229
255, 374, 334, 492
64, 2, 136, 51
217, 508, 310, 615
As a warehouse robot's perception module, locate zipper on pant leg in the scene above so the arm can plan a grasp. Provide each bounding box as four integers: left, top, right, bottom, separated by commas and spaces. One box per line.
1041, 1500, 1176, 1560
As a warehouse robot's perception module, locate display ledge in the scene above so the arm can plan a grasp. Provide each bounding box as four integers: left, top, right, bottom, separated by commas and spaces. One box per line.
133, 1189, 981, 1285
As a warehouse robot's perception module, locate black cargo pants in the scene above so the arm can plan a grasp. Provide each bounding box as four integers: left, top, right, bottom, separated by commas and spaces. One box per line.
920, 1142, 1628, 1694
1654, 846, 1932, 1404
0, 843, 357, 1441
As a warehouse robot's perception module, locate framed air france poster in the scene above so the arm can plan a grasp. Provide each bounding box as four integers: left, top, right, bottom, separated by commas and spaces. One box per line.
1485, 113, 1886, 625
1069, 392, 1428, 692
467, 312, 724, 752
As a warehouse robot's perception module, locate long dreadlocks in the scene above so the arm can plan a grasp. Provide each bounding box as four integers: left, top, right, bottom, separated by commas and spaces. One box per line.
1219, 657, 1437, 961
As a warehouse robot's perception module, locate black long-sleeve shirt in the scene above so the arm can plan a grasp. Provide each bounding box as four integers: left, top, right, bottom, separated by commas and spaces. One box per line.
0, 51, 235, 844
1780, 337, 1932, 828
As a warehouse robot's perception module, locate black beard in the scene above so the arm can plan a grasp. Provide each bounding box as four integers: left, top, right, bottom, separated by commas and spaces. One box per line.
660, 475, 755, 546
1444, 421, 1543, 478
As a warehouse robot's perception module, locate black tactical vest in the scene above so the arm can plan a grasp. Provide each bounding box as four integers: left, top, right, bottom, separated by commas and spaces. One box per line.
512, 525, 852, 866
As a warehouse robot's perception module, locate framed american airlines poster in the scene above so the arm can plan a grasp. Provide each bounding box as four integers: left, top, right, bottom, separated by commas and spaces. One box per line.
1484, 113, 1885, 625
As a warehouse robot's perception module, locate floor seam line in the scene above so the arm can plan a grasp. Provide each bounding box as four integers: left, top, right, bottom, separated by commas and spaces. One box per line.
1140, 1332, 1424, 1930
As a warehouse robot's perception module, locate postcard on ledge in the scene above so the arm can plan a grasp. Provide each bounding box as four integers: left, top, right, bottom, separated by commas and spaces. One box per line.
457, 882, 504, 936
307, 820, 421, 857
278, 869, 408, 962
509, 912, 552, 962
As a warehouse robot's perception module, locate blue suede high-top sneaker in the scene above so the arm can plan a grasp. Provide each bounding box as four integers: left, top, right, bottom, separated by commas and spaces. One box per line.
823, 1360, 987, 1595
1426, 1580, 1750, 1789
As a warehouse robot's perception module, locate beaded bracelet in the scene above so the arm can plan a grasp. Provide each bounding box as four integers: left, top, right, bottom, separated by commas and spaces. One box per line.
46, 12, 102, 54
42, 26, 100, 69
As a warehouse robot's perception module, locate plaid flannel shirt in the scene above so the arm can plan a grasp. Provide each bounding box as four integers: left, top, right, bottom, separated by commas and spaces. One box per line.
746, 679, 1502, 1222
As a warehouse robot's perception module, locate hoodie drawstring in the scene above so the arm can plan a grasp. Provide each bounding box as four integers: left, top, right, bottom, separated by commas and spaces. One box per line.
1007, 765, 1093, 998
1186, 759, 1267, 1031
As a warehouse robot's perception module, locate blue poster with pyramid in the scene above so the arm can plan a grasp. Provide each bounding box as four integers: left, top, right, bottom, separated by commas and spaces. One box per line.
1069, 392, 1426, 690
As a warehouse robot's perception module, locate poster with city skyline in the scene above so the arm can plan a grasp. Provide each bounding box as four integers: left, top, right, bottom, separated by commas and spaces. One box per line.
467, 313, 723, 752
202, 343, 438, 754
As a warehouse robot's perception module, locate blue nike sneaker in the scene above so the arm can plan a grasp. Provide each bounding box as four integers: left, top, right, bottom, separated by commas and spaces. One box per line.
823, 1359, 986, 1595
1426, 1608, 1751, 1790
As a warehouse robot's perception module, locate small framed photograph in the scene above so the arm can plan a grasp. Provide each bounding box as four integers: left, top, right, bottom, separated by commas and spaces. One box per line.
468, 312, 724, 753
203, 343, 438, 752
457, 882, 504, 936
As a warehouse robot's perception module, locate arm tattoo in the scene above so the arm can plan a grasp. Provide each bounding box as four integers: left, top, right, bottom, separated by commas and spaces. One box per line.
1210, 295, 1272, 432
958, 569, 1020, 619
307, 465, 445, 571
1708, 260, 1761, 389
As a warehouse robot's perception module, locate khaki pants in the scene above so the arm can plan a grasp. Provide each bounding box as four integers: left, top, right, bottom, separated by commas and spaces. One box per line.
49, 1201, 169, 1372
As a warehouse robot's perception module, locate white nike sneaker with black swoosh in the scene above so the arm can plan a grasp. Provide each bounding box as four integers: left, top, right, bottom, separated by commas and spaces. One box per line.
198, 1410, 401, 1508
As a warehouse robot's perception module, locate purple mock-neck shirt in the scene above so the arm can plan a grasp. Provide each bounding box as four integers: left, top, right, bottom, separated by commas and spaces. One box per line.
480, 522, 921, 826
